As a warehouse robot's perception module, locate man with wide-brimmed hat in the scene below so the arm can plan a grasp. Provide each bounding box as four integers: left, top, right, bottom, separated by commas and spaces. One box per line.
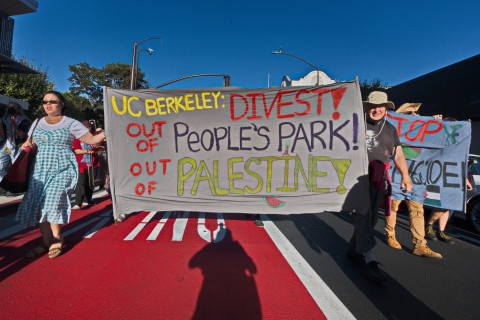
348, 91, 412, 282
385, 103, 443, 258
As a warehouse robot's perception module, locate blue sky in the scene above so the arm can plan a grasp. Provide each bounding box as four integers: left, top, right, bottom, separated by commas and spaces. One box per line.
12, 0, 480, 92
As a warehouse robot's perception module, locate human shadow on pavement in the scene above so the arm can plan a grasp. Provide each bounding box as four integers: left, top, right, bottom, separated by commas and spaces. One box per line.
280, 212, 443, 319
188, 226, 262, 320
0, 230, 42, 283
0, 202, 114, 282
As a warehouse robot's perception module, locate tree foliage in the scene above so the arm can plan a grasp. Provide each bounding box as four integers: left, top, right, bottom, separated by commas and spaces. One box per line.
98, 62, 148, 90
68, 61, 148, 108
359, 78, 388, 100
0, 56, 55, 118
68, 62, 102, 108
62, 91, 101, 123
67, 61, 149, 127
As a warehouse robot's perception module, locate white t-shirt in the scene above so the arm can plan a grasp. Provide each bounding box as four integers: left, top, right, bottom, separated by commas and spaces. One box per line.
28, 116, 89, 139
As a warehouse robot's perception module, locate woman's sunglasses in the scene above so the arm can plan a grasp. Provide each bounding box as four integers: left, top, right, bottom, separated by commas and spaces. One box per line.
404, 111, 419, 115
42, 100, 60, 105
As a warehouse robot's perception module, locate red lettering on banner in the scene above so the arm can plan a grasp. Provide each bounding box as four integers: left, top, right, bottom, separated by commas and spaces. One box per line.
311, 89, 330, 116
386, 114, 410, 136
137, 140, 149, 152
159, 159, 172, 175
229, 87, 348, 121
420, 120, 442, 143
130, 160, 171, 176
405, 120, 426, 142
264, 92, 280, 119
148, 138, 158, 152
147, 181, 157, 194
146, 161, 156, 175
294, 90, 311, 116
143, 123, 156, 137
130, 163, 141, 176
390, 116, 443, 144
245, 93, 264, 120
127, 121, 166, 138
330, 87, 347, 120
136, 138, 159, 153
127, 123, 142, 137
230, 94, 249, 121
153, 121, 167, 137
276, 90, 295, 119
135, 183, 145, 195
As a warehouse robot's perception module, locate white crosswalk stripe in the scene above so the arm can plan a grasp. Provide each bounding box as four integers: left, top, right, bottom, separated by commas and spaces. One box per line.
146, 211, 171, 240
124, 211, 158, 240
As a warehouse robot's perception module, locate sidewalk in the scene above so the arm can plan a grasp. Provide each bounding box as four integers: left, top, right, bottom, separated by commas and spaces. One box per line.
0, 188, 109, 241
0, 186, 107, 211
0, 193, 23, 208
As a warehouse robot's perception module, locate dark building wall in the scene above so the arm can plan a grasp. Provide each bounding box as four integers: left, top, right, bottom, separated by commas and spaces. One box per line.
471, 121, 480, 155
386, 54, 480, 154
387, 54, 480, 120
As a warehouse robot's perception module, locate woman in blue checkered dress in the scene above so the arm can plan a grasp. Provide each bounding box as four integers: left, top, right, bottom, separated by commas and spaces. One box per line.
17, 91, 106, 259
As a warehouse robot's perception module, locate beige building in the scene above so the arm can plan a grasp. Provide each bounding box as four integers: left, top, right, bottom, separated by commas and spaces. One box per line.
280, 70, 335, 87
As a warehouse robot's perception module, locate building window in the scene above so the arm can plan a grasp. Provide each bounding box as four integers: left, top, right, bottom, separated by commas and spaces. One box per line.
0, 14, 14, 57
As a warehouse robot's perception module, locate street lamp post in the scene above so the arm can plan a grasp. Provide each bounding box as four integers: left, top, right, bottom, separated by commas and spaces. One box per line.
134, 48, 153, 89
152, 74, 231, 89
129, 37, 162, 90
271, 46, 320, 86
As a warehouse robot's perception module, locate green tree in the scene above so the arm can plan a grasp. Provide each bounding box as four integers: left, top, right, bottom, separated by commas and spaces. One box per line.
359, 78, 388, 100
68, 61, 148, 127
97, 62, 148, 90
0, 56, 55, 118
61, 91, 100, 122
68, 61, 148, 108
68, 62, 102, 108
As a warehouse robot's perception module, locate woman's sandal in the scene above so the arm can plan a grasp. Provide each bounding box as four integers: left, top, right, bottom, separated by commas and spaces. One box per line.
115, 213, 127, 223
48, 238, 64, 259
26, 245, 48, 258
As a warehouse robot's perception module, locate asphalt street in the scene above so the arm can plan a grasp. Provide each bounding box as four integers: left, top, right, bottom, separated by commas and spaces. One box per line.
270, 211, 480, 319
1, 190, 480, 319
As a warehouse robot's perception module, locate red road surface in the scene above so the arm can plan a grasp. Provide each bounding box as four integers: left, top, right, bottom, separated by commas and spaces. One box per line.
0, 196, 326, 319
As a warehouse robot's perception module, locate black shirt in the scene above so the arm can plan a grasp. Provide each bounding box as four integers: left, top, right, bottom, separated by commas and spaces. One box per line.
366, 119, 400, 164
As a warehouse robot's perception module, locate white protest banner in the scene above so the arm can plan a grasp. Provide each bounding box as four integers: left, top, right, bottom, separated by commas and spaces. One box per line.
104, 81, 370, 219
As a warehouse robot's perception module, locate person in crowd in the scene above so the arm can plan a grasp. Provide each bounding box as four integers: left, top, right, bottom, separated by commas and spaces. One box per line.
348, 91, 412, 282
425, 117, 473, 244
16, 91, 106, 259
0, 102, 31, 195
72, 120, 102, 210
384, 103, 442, 258
425, 209, 456, 244
467, 159, 476, 190
96, 127, 107, 190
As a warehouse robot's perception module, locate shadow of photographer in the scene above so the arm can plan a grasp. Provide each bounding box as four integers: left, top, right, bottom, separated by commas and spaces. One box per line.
188, 226, 262, 320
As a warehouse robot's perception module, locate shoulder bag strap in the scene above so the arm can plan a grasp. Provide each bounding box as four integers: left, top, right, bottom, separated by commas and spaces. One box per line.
29, 118, 41, 144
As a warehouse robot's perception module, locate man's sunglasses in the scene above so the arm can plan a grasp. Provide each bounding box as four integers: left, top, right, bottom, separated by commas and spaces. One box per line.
404, 111, 419, 115
42, 100, 60, 105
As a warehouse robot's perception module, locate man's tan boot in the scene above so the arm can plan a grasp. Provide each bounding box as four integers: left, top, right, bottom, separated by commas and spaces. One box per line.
386, 235, 402, 249
413, 245, 443, 259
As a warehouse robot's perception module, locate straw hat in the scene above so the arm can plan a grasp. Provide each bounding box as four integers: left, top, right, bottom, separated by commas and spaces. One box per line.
396, 103, 422, 114
363, 91, 395, 110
